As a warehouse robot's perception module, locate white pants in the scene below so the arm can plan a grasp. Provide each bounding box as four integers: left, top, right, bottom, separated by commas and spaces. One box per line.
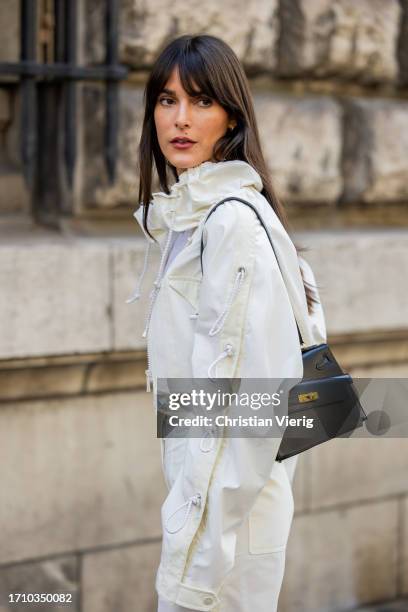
158, 522, 286, 611
157, 456, 298, 612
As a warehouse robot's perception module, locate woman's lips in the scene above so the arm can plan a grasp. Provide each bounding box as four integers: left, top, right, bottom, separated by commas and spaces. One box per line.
170, 139, 196, 150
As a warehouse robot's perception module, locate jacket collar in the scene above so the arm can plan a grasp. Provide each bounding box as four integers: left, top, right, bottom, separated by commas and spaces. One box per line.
133, 160, 263, 246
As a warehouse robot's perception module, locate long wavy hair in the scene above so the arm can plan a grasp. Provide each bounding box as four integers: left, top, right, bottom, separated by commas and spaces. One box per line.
138, 34, 319, 314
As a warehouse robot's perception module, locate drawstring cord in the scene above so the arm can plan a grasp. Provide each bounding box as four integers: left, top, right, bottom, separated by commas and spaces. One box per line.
125, 241, 152, 304
164, 493, 202, 534
209, 267, 246, 336
207, 343, 235, 380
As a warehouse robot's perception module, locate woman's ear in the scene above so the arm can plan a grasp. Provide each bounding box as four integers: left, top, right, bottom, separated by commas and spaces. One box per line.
228, 120, 237, 131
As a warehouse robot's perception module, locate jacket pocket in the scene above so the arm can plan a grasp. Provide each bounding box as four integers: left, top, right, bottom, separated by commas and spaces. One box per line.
167, 275, 201, 315
248, 461, 294, 554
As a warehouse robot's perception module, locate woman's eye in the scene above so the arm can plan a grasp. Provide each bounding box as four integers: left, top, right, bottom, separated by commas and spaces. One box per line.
197, 97, 212, 107
157, 96, 212, 107
159, 97, 175, 106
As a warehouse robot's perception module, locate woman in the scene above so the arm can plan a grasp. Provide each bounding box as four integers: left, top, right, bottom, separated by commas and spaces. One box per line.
126, 34, 327, 612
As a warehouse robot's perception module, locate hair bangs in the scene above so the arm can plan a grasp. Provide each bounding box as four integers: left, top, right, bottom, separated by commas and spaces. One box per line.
177, 50, 218, 101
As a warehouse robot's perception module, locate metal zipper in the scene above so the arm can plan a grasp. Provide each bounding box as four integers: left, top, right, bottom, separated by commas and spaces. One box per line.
208, 266, 246, 336
143, 214, 176, 392
145, 353, 153, 392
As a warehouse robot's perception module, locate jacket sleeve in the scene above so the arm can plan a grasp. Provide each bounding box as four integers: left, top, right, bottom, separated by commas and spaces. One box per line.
191, 201, 260, 380
177, 201, 304, 609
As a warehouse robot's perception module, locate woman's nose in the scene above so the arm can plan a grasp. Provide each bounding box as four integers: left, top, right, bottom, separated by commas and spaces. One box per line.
174, 102, 192, 128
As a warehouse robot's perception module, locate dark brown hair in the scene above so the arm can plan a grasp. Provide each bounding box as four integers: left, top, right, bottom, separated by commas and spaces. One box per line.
138, 34, 319, 314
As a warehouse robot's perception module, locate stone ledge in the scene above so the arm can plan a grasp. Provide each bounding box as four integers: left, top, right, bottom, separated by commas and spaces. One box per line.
0, 556, 79, 609
0, 350, 147, 402
347, 598, 408, 611
1, 330, 407, 402
1, 229, 407, 360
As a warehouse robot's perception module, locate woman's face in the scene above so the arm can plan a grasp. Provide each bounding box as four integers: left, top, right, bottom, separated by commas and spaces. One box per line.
154, 67, 236, 175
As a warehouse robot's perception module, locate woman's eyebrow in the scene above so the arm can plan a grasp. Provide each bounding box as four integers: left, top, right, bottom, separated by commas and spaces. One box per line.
159, 87, 205, 97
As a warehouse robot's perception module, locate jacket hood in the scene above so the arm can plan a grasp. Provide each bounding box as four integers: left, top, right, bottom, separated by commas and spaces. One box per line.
133, 160, 263, 246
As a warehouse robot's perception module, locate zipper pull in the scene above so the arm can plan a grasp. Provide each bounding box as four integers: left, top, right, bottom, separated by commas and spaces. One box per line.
145, 369, 152, 392
209, 267, 246, 336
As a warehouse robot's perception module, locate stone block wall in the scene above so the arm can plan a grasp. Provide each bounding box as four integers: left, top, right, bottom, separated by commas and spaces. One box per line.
1, 1, 408, 611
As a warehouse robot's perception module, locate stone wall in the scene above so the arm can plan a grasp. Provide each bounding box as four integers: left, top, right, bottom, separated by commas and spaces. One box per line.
1, 1, 408, 611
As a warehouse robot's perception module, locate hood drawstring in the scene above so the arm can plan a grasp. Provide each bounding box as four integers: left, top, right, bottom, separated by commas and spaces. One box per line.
142, 209, 176, 339
125, 241, 152, 304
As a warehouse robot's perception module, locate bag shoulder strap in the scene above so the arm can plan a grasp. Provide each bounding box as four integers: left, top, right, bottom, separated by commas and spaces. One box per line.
199, 196, 304, 346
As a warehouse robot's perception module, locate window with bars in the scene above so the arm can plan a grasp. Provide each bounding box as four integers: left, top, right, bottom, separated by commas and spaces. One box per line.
0, 0, 128, 228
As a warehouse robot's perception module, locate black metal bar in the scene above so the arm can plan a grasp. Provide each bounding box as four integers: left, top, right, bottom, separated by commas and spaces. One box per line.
21, 79, 37, 187
0, 61, 127, 80
105, 82, 119, 183
20, 0, 37, 188
106, 0, 119, 65
35, 1, 68, 224
65, 0, 77, 64
105, 0, 119, 183
34, 82, 62, 227
54, 0, 65, 62
21, 0, 36, 60
64, 0, 77, 187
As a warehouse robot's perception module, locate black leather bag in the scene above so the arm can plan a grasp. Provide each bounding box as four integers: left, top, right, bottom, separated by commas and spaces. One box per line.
200, 196, 368, 462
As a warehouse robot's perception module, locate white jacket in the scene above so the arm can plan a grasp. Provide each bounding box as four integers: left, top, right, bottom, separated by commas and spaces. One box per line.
126, 160, 327, 611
